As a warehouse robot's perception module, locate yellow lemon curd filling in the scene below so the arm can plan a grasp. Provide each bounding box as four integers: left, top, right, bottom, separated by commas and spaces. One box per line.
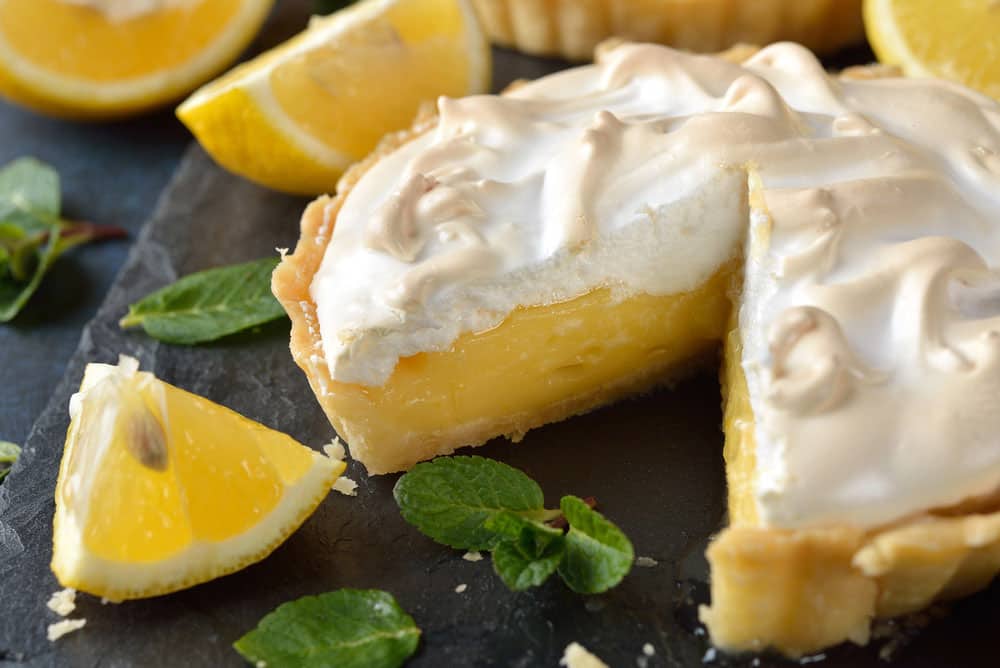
319, 263, 736, 475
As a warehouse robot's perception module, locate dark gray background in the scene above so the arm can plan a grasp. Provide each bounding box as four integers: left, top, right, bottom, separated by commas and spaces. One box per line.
1, 3, 997, 667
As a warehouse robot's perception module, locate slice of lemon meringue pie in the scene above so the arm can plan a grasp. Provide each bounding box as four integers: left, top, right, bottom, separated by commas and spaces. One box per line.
274, 41, 1000, 655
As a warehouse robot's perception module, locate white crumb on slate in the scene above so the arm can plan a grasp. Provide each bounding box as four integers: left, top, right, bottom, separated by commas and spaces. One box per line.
462, 551, 483, 562
643, 643, 655, 656
560, 642, 609, 668
635, 556, 659, 568
46, 588, 76, 616
47, 618, 86, 642
454, 584, 468, 593
703, 647, 717, 663
275, 247, 289, 258
322, 437, 346, 462
332, 477, 358, 496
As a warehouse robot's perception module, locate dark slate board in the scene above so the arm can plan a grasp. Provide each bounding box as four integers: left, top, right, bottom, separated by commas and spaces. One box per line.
2, 47, 998, 668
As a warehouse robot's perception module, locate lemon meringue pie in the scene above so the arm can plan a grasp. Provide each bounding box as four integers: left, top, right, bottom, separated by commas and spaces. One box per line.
273, 41, 1000, 655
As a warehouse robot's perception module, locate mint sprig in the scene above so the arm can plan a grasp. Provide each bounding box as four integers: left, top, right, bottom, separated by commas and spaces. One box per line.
392, 456, 558, 551
0, 157, 126, 322
234, 589, 420, 668
487, 512, 566, 590
394, 456, 634, 594
120, 257, 286, 344
0, 440, 20, 482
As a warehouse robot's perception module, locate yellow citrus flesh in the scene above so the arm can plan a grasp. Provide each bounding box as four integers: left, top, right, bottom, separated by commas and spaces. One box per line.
326, 263, 735, 474
0, 0, 273, 119
177, 0, 491, 195
864, 0, 1000, 99
52, 357, 344, 600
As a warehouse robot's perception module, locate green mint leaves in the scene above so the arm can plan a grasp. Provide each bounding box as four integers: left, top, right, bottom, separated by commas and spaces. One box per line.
557, 496, 636, 594
0, 441, 20, 482
233, 459, 632, 667
393, 455, 557, 551
394, 456, 634, 594
120, 257, 286, 344
0, 157, 125, 322
234, 589, 420, 668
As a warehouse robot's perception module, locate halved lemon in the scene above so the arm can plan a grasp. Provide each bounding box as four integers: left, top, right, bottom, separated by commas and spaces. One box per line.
177, 0, 491, 195
51, 355, 344, 601
864, 0, 1000, 99
0, 0, 274, 119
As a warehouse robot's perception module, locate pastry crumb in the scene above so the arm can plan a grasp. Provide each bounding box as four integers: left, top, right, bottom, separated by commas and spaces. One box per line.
332, 476, 358, 496
454, 583, 467, 593
642, 643, 655, 656
462, 551, 483, 562
560, 642, 608, 668
322, 437, 346, 462
46, 588, 76, 616
635, 556, 658, 568
275, 247, 289, 258
702, 647, 717, 663
47, 618, 86, 642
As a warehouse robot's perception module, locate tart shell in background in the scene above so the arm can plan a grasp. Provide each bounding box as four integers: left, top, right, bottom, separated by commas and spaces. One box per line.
473, 0, 864, 61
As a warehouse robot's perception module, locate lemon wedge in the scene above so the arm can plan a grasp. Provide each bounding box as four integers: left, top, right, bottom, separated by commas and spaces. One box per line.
0, 0, 274, 119
51, 355, 345, 601
864, 0, 1000, 99
177, 0, 491, 195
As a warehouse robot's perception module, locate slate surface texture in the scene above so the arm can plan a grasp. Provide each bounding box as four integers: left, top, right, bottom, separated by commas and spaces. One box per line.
1, 15, 998, 668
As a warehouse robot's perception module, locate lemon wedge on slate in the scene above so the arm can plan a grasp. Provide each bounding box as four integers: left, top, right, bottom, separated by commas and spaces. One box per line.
51, 356, 344, 601
865, 0, 1000, 99
177, 0, 491, 195
0, 0, 274, 119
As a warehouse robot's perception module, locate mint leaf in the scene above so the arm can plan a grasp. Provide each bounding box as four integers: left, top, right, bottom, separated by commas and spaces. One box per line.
487, 512, 565, 590
393, 456, 556, 551
0, 440, 19, 482
234, 589, 420, 668
0, 157, 59, 218
0, 158, 126, 322
120, 257, 286, 344
557, 495, 634, 594
0, 158, 61, 322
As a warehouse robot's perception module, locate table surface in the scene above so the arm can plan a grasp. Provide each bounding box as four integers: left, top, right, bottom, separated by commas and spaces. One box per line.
1, 5, 998, 668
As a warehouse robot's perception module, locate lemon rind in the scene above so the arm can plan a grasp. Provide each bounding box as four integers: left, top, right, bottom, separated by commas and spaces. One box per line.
178, 0, 490, 177
0, 0, 273, 117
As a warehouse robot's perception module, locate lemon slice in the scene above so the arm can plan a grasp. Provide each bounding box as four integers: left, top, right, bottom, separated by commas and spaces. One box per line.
0, 0, 274, 119
864, 0, 1000, 99
177, 0, 491, 195
51, 355, 345, 601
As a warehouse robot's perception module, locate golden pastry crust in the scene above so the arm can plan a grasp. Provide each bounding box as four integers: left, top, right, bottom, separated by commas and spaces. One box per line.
473, 0, 864, 61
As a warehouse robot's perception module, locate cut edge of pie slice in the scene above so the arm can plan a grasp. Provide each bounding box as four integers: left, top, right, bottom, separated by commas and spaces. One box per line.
273, 120, 743, 474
